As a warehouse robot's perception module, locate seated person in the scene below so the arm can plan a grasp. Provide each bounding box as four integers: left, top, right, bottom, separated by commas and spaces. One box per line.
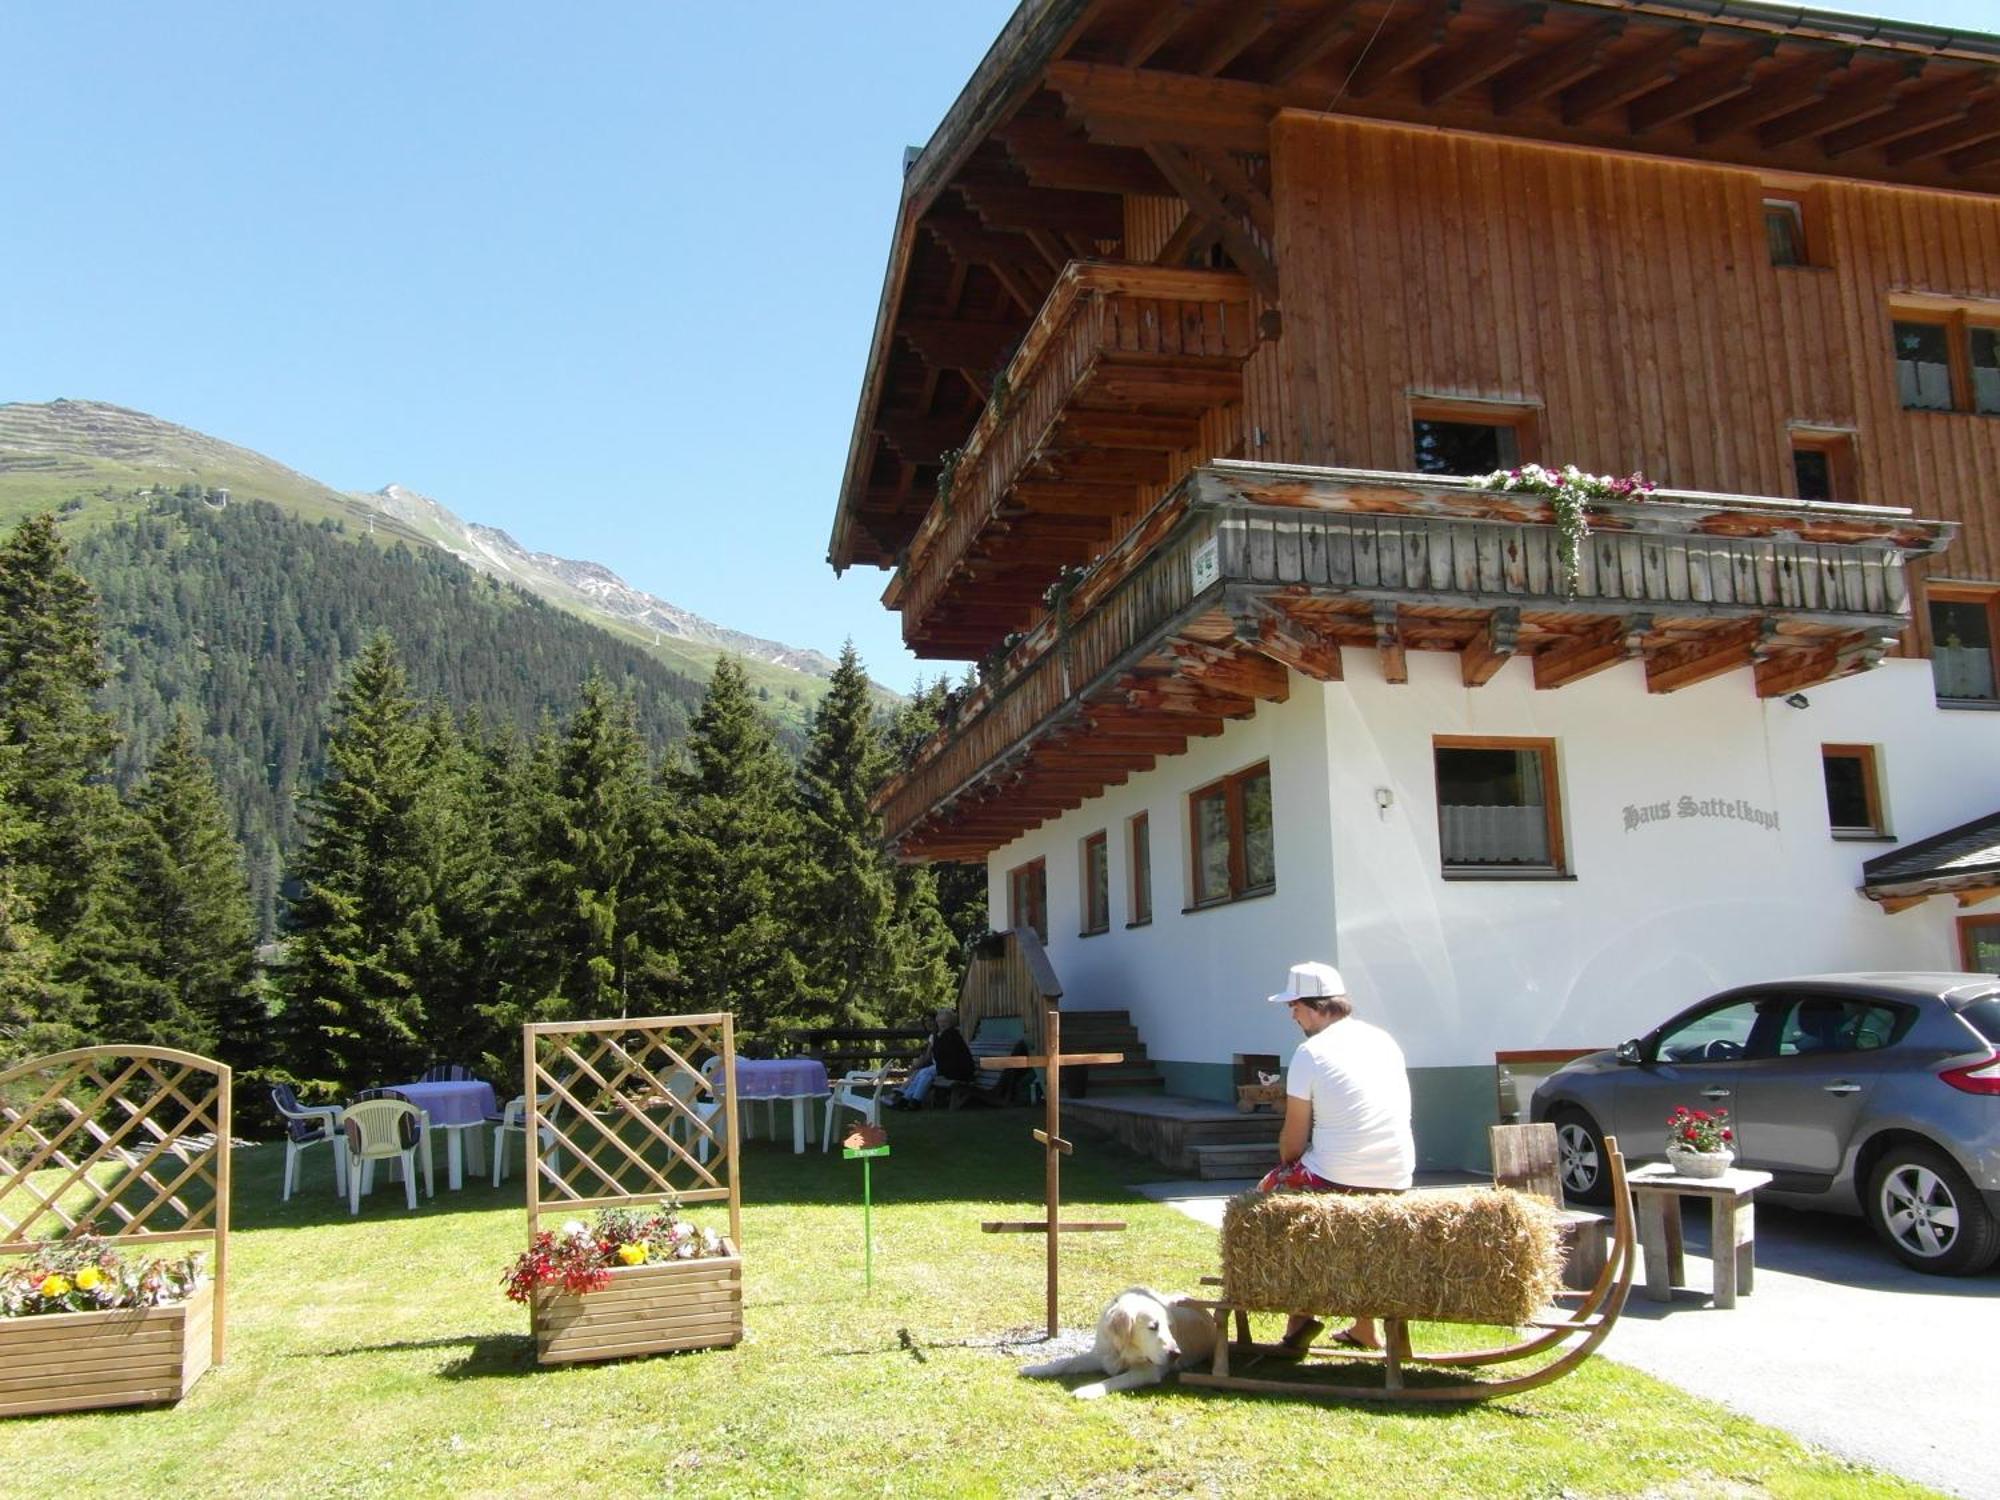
894, 1008, 975, 1108
1256, 961, 1415, 1354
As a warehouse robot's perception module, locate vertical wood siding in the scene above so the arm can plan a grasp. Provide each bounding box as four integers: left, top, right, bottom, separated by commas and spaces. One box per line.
1269, 113, 2000, 591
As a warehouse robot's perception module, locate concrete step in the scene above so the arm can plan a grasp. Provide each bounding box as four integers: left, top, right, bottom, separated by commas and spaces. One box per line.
1175, 1116, 1286, 1145
1190, 1141, 1280, 1179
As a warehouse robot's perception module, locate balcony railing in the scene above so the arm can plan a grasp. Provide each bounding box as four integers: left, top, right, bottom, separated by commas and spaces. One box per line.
878, 464, 1953, 855
891, 262, 1256, 656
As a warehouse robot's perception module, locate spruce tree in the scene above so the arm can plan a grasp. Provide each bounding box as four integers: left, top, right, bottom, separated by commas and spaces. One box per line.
889, 679, 988, 957
108, 716, 260, 1061
665, 658, 806, 1043
492, 674, 675, 1036
0, 756, 56, 1063
277, 634, 438, 1091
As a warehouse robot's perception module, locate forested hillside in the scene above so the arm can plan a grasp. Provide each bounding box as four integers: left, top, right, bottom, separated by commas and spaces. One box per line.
73, 495, 743, 930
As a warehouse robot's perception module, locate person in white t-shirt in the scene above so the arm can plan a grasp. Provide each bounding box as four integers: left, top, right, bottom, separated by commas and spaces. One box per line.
1255, 960, 1415, 1354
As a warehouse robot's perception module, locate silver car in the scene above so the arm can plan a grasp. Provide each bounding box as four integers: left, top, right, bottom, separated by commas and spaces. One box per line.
1531, 973, 2000, 1275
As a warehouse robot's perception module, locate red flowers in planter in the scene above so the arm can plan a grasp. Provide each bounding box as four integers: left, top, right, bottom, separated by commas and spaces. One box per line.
502, 1204, 724, 1303
1666, 1106, 1733, 1154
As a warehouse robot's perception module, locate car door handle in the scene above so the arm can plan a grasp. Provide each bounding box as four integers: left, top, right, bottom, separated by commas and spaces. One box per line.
1823, 1081, 1861, 1095
1700, 1087, 1731, 1100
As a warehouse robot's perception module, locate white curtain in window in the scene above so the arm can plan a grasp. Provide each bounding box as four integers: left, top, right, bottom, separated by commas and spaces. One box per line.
1898, 360, 1953, 410
1440, 804, 1550, 865
1933, 644, 1997, 700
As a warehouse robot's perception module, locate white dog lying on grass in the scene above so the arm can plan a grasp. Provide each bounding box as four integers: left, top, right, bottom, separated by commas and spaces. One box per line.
1019, 1287, 1219, 1398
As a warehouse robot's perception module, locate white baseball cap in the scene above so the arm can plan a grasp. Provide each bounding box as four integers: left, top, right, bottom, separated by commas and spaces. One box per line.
1267, 961, 1349, 1006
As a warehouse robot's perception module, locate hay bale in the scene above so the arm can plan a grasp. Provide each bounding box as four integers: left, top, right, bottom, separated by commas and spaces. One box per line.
1221, 1188, 1564, 1327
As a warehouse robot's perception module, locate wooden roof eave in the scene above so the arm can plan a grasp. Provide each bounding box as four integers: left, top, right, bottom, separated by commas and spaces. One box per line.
829, 0, 1100, 573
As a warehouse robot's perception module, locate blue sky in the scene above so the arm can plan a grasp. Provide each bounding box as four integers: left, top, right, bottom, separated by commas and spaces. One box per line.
4, 1, 1993, 692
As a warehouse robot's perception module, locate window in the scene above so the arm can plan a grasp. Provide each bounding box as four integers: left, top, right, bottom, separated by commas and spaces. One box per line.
1763, 198, 1807, 267
1654, 999, 1766, 1063
1008, 858, 1047, 944
1409, 399, 1536, 477
1080, 832, 1109, 936
1820, 744, 1886, 837
1928, 585, 2000, 704
1776, 997, 1912, 1056
1959, 916, 2000, 975
1189, 762, 1274, 907
1127, 812, 1152, 926
1434, 738, 1565, 874
1892, 302, 2000, 414
1790, 429, 1855, 502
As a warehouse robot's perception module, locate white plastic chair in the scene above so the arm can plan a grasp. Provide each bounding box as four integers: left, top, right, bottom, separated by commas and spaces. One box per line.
271, 1084, 347, 1200
658, 1061, 726, 1164
822, 1068, 892, 1152
490, 1095, 561, 1186
344, 1098, 426, 1214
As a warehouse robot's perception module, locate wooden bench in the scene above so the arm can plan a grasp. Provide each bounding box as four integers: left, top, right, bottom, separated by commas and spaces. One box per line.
798, 1025, 931, 1082
946, 1017, 1029, 1110
1489, 1122, 1610, 1293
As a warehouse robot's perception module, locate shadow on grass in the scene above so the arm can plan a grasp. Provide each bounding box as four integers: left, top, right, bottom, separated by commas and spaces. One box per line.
301, 1332, 539, 1379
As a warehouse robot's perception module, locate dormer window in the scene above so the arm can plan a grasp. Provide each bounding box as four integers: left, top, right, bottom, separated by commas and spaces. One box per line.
1764, 198, 1807, 267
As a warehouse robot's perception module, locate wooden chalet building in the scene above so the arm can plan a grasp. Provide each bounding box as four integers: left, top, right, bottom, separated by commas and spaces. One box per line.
828, 0, 2000, 1165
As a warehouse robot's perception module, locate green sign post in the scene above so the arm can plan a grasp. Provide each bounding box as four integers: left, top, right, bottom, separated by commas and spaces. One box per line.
842, 1141, 890, 1291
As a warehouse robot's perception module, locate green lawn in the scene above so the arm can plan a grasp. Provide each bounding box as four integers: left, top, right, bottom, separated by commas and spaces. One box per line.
0, 1109, 1932, 1499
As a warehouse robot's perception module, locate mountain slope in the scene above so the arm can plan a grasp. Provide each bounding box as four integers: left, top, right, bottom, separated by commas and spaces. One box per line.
0, 399, 866, 728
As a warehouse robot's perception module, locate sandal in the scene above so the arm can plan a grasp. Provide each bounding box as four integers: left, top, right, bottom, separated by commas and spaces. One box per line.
1268, 1319, 1325, 1360
1328, 1325, 1383, 1352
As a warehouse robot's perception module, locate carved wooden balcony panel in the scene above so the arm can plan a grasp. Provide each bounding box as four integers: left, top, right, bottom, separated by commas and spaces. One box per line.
890, 262, 1257, 657
878, 464, 1954, 860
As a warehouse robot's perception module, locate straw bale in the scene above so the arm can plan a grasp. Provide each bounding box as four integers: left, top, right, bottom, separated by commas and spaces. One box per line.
1221, 1188, 1564, 1326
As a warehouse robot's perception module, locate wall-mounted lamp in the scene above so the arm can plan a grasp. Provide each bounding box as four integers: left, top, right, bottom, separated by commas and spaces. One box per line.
1373, 786, 1395, 813
1784, 692, 1811, 710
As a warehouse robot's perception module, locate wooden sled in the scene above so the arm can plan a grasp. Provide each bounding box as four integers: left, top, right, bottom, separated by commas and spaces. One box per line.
1180, 1135, 1633, 1404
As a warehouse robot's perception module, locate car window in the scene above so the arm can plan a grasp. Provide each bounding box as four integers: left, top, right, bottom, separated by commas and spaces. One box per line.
1776, 998, 1912, 1055
1958, 997, 2000, 1046
1656, 999, 1762, 1063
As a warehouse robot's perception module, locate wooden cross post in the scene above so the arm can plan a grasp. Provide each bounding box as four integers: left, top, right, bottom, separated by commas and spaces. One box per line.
978, 1006, 1128, 1337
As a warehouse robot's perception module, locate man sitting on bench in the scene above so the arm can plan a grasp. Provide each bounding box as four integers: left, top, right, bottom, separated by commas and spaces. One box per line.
890, 1008, 974, 1109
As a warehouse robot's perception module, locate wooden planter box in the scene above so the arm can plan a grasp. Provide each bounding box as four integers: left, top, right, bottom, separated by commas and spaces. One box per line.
531, 1242, 742, 1366
0, 1279, 213, 1418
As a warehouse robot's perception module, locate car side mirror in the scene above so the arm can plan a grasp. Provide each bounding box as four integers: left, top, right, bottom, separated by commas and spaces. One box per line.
1614, 1039, 1645, 1065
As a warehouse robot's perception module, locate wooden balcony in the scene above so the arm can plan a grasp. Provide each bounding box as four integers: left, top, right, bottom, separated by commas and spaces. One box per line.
889, 262, 1258, 658
880, 462, 1955, 860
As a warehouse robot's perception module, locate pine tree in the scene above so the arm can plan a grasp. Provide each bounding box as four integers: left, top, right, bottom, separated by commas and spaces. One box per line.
491, 674, 675, 1037
795, 644, 905, 1026
665, 658, 806, 1043
889, 679, 988, 958
277, 634, 438, 1091
0, 754, 56, 1063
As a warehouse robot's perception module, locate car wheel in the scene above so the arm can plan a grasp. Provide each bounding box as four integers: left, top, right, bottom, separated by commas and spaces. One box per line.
1865, 1144, 2000, 1276
1552, 1108, 1611, 1207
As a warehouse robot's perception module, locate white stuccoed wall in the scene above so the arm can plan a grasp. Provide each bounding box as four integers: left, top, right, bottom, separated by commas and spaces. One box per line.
986, 651, 2000, 1084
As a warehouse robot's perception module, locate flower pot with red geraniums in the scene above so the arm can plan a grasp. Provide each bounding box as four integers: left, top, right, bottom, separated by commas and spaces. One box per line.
1665, 1106, 1735, 1178
505, 1204, 740, 1366
0, 1235, 211, 1417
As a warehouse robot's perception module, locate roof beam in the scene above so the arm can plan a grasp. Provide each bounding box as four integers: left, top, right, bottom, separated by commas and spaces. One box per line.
1758, 63, 1917, 149
896, 319, 1022, 377
1533, 615, 1651, 691
1559, 26, 1698, 125
1123, 0, 1203, 69
1948, 134, 2000, 174
1886, 99, 2000, 165
1491, 20, 1627, 117
1419, 8, 1545, 107
1144, 142, 1280, 301
1271, 0, 1369, 87
1822, 75, 1984, 158
877, 408, 975, 465
956, 182, 1124, 238
1689, 54, 1833, 142
1195, 4, 1279, 79
1627, 41, 1777, 135
1460, 608, 1520, 687
1643, 619, 1773, 694
1374, 603, 1408, 685
997, 117, 1174, 195
1346, 0, 1461, 101
1234, 598, 1346, 682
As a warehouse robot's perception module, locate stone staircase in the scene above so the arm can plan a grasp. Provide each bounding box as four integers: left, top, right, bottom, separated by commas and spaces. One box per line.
1056, 1009, 1165, 1095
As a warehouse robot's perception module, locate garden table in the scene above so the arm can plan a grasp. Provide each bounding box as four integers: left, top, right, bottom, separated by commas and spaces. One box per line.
731, 1058, 830, 1153
392, 1079, 500, 1191
1627, 1162, 1773, 1309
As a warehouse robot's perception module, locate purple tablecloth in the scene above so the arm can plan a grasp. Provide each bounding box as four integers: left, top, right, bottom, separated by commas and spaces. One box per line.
732, 1059, 829, 1099
391, 1080, 499, 1128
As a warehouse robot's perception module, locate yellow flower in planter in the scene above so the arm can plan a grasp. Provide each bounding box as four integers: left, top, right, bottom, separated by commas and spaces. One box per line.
39, 1274, 72, 1297
75, 1267, 102, 1291
616, 1242, 648, 1266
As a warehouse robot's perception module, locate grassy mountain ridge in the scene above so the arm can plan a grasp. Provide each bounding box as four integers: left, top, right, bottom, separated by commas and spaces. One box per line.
0, 398, 873, 731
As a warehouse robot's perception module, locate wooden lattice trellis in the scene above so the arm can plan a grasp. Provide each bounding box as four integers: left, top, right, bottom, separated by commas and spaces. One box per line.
0, 1044, 231, 1368
523, 1014, 740, 1245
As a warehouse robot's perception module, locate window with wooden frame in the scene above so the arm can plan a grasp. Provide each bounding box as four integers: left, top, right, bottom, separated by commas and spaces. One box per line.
1891, 300, 2000, 415
1790, 429, 1856, 502
1008, 858, 1047, 945
1188, 761, 1275, 908
1957, 913, 2000, 973
1433, 737, 1566, 875
1409, 398, 1538, 478
1080, 831, 1109, 936
1763, 196, 1809, 268
1928, 583, 2000, 705
1821, 744, 1887, 838
1127, 812, 1152, 927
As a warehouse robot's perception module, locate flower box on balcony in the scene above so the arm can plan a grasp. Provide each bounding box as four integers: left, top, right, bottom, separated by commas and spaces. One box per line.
531, 1241, 742, 1366
0, 1278, 214, 1418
